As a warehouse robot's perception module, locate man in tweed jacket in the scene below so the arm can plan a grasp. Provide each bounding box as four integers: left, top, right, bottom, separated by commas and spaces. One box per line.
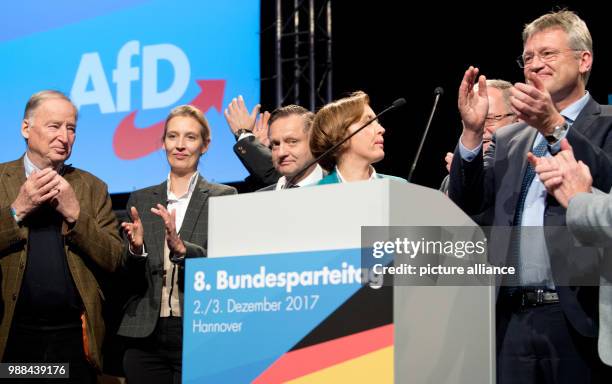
0, 91, 122, 382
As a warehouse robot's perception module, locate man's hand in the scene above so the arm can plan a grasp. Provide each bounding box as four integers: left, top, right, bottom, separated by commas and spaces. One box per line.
458, 66, 488, 149
528, 139, 592, 208
253, 111, 271, 147
224, 95, 260, 136
151, 204, 186, 259
51, 174, 80, 223
445, 152, 454, 173
11, 168, 60, 220
510, 72, 565, 136
121, 206, 144, 255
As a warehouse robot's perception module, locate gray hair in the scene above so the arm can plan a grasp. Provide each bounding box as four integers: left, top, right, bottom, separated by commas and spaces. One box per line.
485, 79, 513, 112
23, 90, 78, 122
522, 9, 592, 83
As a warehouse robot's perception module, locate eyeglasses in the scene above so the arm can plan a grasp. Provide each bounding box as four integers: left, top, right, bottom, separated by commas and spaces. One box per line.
485, 113, 515, 124
516, 49, 582, 68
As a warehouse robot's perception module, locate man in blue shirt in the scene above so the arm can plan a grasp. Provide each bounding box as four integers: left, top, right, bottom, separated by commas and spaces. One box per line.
449, 10, 612, 383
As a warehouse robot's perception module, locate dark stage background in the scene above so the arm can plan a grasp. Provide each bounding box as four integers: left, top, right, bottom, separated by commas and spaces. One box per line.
259, 1, 612, 189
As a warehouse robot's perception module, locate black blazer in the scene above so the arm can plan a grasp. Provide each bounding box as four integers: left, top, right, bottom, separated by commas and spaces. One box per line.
233, 135, 280, 187
117, 175, 236, 338
449, 96, 612, 337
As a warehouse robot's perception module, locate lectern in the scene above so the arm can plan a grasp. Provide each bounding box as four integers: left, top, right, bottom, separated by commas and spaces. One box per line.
183, 179, 495, 383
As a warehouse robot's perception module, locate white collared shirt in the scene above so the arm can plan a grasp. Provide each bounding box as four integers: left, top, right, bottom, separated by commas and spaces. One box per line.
275, 164, 325, 190
23, 152, 65, 177
335, 165, 378, 183
160, 171, 199, 318
166, 171, 200, 231
129, 171, 199, 258
23, 153, 40, 177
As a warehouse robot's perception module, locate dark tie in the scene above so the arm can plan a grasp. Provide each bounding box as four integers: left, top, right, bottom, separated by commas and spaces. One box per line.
506, 138, 549, 286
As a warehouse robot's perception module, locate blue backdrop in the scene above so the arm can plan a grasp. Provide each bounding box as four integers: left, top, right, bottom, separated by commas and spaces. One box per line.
0, 0, 260, 193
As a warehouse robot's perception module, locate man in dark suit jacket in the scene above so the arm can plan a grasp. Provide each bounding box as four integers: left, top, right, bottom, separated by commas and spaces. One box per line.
234, 136, 281, 188
224, 95, 281, 189
225, 98, 324, 191
439, 79, 517, 193
0, 91, 123, 382
449, 10, 612, 383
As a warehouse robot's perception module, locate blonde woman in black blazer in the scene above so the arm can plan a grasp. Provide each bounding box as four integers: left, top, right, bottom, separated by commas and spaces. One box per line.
119, 105, 236, 383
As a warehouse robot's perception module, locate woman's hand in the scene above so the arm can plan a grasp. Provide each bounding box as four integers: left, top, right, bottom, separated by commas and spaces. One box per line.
151, 204, 187, 258
121, 206, 144, 255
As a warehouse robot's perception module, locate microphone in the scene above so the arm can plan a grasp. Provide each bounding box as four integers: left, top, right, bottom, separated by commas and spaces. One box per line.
407, 87, 444, 182
391, 98, 407, 109
284, 97, 407, 188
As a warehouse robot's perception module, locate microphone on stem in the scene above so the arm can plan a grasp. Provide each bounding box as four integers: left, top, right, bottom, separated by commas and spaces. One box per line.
407, 87, 444, 182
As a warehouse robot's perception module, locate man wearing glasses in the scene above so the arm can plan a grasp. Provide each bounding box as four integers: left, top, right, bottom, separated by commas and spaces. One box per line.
440, 79, 516, 193
449, 9, 612, 383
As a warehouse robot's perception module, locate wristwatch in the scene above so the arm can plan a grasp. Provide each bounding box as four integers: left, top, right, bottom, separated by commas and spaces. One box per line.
545, 121, 569, 144
9, 206, 22, 223
234, 128, 252, 140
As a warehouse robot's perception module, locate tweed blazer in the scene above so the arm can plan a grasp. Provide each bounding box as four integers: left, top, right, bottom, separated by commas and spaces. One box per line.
117, 175, 236, 338
0, 157, 123, 371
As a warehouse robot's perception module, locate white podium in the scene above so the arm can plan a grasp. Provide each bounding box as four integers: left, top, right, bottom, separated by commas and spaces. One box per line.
207, 179, 494, 384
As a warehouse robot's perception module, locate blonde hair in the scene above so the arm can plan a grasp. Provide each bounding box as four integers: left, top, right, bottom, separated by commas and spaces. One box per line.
163, 105, 211, 143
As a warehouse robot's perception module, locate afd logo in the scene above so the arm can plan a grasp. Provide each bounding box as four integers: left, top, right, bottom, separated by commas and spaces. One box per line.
70, 40, 224, 160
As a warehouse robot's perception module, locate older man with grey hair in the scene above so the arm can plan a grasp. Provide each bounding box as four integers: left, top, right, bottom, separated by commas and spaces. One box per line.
0, 90, 122, 382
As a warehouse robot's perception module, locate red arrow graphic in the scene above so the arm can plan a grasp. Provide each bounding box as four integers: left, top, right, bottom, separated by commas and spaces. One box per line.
112, 79, 225, 160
